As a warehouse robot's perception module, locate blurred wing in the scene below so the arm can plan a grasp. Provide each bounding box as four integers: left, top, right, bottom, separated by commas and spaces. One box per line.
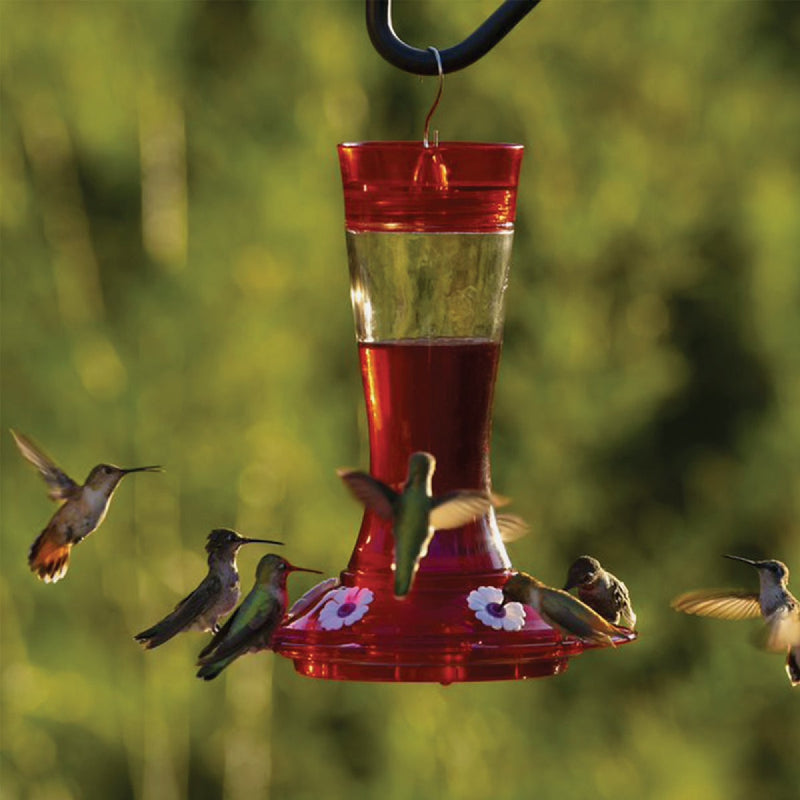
429, 491, 492, 530
671, 589, 761, 620
337, 469, 397, 520
764, 607, 800, 653
11, 429, 80, 501
495, 514, 530, 543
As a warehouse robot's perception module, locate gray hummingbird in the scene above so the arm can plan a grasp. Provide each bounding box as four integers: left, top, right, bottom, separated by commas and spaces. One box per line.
196, 554, 322, 680
11, 429, 161, 583
672, 554, 799, 687
134, 529, 283, 649
337, 451, 494, 598
563, 555, 637, 629
503, 572, 627, 647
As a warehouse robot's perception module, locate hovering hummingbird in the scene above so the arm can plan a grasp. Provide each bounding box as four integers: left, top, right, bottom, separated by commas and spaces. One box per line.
502, 571, 627, 647
134, 529, 283, 649
563, 555, 637, 629
196, 554, 322, 681
337, 451, 494, 598
11, 429, 161, 583
672, 554, 800, 687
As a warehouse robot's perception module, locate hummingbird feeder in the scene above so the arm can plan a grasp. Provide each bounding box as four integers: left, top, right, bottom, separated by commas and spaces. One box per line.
271, 1, 635, 684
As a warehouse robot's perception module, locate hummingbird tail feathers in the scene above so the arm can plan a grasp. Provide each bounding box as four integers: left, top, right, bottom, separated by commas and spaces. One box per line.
196, 657, 232, 681
134, 622, 177, 650
28, 531, 71, 583
787, 649, 800, 687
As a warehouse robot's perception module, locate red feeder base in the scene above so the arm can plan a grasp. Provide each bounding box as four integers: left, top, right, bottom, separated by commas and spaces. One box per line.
272, 566, 635, 685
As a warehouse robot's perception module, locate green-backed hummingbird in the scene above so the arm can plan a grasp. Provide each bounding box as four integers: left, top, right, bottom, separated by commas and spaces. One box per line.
196, 554, 321, 680
337, 451, 493, 598
11, 429, 161, 583
563, 555, 637, 629
135, 529, 283, 649
503, 571, 627, 646
672, 554, 799, 687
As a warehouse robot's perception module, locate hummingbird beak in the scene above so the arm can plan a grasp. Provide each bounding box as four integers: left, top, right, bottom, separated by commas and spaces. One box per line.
239, 537, 284, 546
122, 466, 163, 474
724, 554, 758, 567
287, 564, 323, 575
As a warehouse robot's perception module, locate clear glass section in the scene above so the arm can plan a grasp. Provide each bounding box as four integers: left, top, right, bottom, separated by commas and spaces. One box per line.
347, 231, 514, 342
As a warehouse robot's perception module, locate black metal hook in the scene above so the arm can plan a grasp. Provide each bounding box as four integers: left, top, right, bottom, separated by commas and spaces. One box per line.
366, 0, 541, 76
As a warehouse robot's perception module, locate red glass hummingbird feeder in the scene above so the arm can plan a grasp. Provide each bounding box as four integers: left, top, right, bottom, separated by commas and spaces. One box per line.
271, 141, 635, 683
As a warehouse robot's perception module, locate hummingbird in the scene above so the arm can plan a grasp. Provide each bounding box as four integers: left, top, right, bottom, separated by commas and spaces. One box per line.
134, 529, 283, 649
672, 554, 800, 687
196, 554, 322, 681
337, 451, 494, 598
502, 571, 627, 647
563, 555, 637, 629
11, 429, 161, 583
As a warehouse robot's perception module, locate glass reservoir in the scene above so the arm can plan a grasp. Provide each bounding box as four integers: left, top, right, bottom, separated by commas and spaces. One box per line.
272, 142, 633, 683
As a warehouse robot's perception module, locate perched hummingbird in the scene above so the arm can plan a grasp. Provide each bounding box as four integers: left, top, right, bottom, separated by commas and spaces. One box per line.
563, 555, 637, 629
337, 451, 494, 598
134, 529, 283, 649
196, 554, 322, 681
11, 429, 161, 583
502, 571, 627, 647
672, 554, 800, 687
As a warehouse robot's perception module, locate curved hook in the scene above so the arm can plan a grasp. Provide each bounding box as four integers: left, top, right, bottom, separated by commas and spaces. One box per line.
366, 0, 540, 76
423, 47, 444, 148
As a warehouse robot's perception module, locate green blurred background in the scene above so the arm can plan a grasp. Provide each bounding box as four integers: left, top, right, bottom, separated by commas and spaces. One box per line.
2, 1, 799, 798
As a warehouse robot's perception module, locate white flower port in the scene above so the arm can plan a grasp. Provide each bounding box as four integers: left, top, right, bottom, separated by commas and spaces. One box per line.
468, 586, 526, 632
318, 586, 375, 631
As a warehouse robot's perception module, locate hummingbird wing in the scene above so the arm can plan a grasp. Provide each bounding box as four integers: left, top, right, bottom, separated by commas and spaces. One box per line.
337, 469, 398, 520
197, 587, 281, 663
539, 587, 621, 645
429, 490, 492, 530
135, 574, 223, 649
11, 430, 80, 502
671, 589, 762, 620
495, 513, 530, 543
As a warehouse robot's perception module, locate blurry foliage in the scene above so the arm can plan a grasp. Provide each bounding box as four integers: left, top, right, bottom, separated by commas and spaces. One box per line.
1, 1, 799, 799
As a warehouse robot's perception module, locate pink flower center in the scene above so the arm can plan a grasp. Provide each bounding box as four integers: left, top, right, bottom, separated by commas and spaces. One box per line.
337, 601, 357, 618
486, 602, 506, 618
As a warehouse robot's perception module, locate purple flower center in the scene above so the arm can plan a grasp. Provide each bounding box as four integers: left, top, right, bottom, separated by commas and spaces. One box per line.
486, 602, 506, 618
337, 602, 357, 618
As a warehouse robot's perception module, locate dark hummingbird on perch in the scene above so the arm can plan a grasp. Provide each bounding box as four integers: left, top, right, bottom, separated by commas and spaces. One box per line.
337, 451, 494, 598
563, 555, 637, 630
11, 429, 161, 583
503, 572, 628, 647
196, 554, 322, 681
134, 529, 283, 649
672, 554, 799, 687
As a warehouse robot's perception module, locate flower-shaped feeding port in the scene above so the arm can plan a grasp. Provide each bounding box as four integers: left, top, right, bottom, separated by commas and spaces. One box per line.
271, 142, 637, 683
468, 586, 525, 632
319, 587, 374, 631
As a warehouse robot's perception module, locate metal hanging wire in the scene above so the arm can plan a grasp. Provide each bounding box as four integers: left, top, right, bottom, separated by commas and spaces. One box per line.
422, 47, 444, 148
366, 0, 540, 75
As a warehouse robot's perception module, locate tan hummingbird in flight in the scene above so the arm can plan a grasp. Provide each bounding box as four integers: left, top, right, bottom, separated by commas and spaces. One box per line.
134, 529, 283, 649
337, 451, 494, 598
503, 571, 628, 647
196, 554, 322, 680
563, 555, 637, 629
672, 554, 799, 687
11, 429, 162, 583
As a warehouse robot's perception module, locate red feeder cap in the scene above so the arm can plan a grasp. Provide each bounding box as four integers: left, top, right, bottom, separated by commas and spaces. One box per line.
338, 141, 524, 233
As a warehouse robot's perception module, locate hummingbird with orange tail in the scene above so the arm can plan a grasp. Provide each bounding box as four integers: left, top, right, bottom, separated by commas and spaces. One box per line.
672, 554, 799, 687
134, 529, 283, 649
503, 572, 628, 647
11, 429, 162, 583
196, 554, 322, 680
337, 451, 494, 598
